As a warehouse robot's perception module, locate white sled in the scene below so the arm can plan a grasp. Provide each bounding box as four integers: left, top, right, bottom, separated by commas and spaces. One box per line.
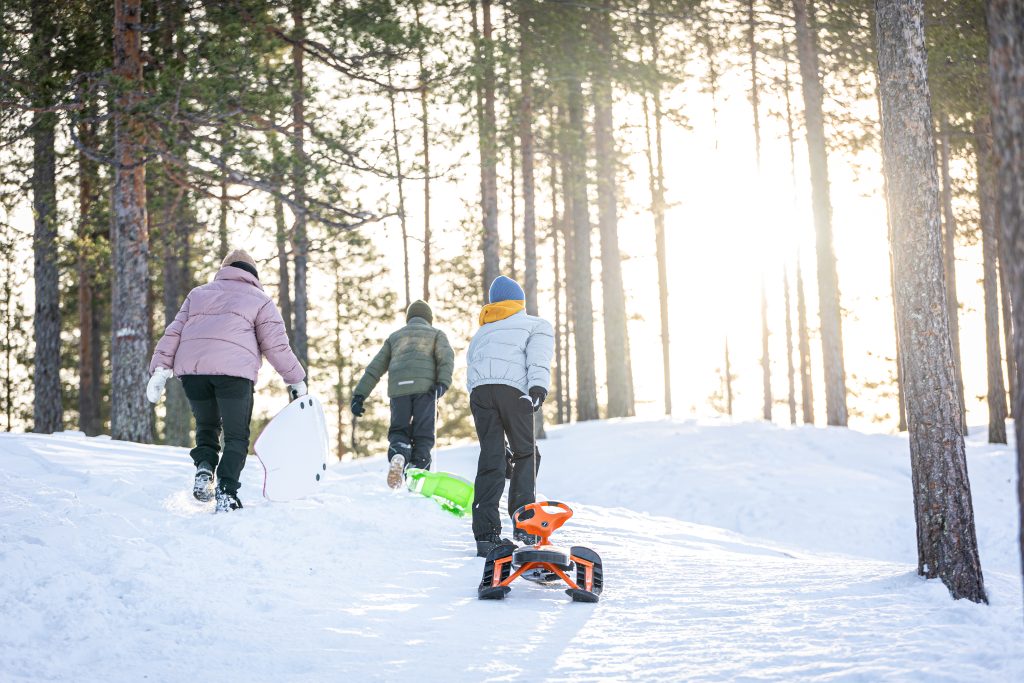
254, 394, 330, 502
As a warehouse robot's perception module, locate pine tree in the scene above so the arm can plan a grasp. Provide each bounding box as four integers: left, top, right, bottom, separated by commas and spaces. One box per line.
792, 0, 848, 426
876, 0, 986, 603
983, 0, 1024, 614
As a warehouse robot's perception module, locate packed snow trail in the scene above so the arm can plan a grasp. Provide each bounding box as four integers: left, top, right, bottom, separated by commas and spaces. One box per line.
0, 420, 1021, 681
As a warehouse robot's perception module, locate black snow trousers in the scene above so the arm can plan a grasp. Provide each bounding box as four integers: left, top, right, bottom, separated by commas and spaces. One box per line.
181, 375, 255, 493
470, 384, 541, 539
388, 391, 436, 470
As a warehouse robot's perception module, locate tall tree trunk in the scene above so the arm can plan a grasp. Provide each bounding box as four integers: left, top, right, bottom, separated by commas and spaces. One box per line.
792, 0, 848, 426
548, 120, 565, 424
519, 3, 537, 316
387, 67, 411, 308
416, 3, 432, 302
30, 1, 62, 434
161, 190, 192, 447
998, 247, 1016, 413
761, 282, 772, 421
291, 0, 309, 369
983, 0, 1024, 615
974, 117, 1009, 444
476, 0, 500, 297
746, 0, 762, 169
565, 75, 599, 422
510, 147, 518, 281
889, 249, 908, 431
784, 266, 797, 425
876, 0, 986, 603
557, 105, 575, 424
938, 117, 967, 431
797, 260, 815, 424
641, 22, 672, 416
218, 130, 229, 262
593, 0, 635, 418
111, 0, 153, 443
77, 119, 104, 436
272, 158, 294, 344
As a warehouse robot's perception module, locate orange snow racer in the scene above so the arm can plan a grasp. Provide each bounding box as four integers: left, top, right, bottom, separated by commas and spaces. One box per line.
477, 501, 604, 603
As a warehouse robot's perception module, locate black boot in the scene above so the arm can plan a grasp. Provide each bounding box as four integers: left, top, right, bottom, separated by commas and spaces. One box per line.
215, 483, 243, 513
475, 533, 513, 558
193, 462, 215, 502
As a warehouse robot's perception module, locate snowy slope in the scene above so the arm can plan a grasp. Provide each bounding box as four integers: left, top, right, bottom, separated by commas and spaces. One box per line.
0, 420, 1021, 682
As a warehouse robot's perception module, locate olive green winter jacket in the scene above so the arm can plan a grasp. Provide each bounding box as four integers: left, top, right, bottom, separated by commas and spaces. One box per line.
353, 317, 455, 399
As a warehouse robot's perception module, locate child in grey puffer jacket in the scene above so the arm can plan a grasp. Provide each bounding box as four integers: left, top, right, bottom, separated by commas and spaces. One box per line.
467, 276, 554, 557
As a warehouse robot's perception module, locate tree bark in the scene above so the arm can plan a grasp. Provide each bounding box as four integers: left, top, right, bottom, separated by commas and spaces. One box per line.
417, 3, 432, 302
974, 117, 1009, 444
784, 267, 797, 425
938, 118, 967, 432
477, 0, 500, 297
641, 20, 672, 417
387, 66, 411, 308
593, 0, 634, 418
77, 118, 104, 437
551, 139, 565, 425
519, 3, 537, 316
272, 134, 294, 344
557, 105, 575, 424
746, 0, 762, 169
876, 0, 986, 603
291, 0, 309, 369
565, 75, 599, 422
998, 246, 1016, 413
761, 282, 772, 421
218, 130, 229, 262
797, 260, 815, 424
30, 0, 62, 434
792, 0, 848, 426
161, 189, 192, 447
111, 0, 153, 443
983, 0, 1024, 615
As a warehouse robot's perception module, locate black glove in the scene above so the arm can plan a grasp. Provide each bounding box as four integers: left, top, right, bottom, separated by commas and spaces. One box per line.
350, 394, 366, 417
433, 383, 448, 399
528, 386, 547, 413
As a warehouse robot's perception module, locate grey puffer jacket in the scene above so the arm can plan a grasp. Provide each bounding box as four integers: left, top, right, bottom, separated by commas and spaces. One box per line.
467, 311, 555, 394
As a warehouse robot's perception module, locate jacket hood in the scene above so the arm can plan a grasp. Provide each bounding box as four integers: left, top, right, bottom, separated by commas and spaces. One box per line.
214, 266, 264, 290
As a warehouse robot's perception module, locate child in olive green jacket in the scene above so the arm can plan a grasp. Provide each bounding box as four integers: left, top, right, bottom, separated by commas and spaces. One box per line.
351, 300, 455, 488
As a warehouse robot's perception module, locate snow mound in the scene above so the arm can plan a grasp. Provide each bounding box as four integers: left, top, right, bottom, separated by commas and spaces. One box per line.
0, 419, 1021, 681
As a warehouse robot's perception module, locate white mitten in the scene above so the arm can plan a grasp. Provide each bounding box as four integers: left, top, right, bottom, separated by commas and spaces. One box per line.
288, 381, 308, 399
147, 367, 174, 404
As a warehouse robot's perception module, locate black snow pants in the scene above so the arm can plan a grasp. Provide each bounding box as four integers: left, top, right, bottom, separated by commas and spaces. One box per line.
181, 375, 255, 494
470, 384, 541, 539
388, 391, 436, 470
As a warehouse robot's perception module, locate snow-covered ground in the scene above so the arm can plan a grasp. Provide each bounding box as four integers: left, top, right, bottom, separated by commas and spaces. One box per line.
1, 419, 1021, 681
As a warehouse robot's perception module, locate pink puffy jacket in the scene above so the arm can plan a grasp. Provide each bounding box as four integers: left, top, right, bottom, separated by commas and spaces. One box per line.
149, 266, 305, 385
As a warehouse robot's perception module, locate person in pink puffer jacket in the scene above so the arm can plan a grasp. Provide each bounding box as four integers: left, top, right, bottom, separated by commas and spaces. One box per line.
147, 249, 306, 512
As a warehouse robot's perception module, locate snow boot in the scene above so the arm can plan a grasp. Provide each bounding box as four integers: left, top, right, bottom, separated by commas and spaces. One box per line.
386, 452, 407, 490
215, 484, 243, 513
193, 462, 215, 502
475, 533, 513, 558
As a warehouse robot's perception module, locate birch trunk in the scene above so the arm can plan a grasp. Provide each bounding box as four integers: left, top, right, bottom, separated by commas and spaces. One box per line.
792, 0, 848, 426
876, 0, 986, 603
111, 0, 153, 443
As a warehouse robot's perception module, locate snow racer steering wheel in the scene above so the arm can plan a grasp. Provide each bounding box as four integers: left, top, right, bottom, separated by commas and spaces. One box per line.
512, 501, 573, 545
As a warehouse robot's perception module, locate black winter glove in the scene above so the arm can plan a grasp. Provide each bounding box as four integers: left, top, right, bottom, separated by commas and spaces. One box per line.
350, 394, 366, 417
528, 386, 547, 413
433, 383, 448, 399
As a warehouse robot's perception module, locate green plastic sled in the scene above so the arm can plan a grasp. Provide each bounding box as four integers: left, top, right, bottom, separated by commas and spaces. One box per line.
405, 468, 474, 517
